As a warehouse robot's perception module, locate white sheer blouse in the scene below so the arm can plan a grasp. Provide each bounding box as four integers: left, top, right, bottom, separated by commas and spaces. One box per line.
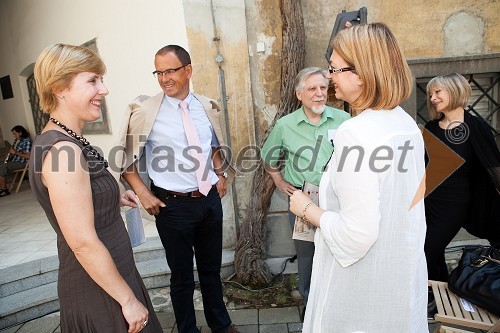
303, 107, 428, 333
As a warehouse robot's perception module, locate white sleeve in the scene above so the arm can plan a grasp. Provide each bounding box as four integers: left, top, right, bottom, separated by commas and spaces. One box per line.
319, 127, 381, 267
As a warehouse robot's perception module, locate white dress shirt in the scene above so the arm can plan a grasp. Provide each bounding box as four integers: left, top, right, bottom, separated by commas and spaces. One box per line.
303, 107, 428, 333
145, 93, 219, 192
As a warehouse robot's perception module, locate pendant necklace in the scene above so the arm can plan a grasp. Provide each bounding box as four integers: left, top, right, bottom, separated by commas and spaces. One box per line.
49, 117, 109, 168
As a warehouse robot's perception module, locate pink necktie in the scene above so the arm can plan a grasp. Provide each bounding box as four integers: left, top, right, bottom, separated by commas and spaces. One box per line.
179, 101, 212, 196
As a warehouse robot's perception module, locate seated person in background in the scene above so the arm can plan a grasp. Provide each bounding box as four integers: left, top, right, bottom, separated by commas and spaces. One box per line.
0, 125, 32, 197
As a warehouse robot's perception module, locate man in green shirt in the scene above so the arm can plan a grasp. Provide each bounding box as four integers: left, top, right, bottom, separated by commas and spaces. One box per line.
261, 67, 350, 313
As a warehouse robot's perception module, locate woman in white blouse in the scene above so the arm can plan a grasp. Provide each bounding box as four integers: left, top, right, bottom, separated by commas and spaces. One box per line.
290, 22, 428, 332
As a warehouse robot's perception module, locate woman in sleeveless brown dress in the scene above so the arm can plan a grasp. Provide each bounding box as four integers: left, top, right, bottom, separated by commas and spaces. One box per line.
29, 44, 161, 333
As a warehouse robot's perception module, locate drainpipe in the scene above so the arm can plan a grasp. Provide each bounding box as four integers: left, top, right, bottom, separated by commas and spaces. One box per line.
210, 0, 240, 236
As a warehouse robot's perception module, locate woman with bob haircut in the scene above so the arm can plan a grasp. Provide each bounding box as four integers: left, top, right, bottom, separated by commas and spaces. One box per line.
30, 44, 161, 332
290, 23, 428, 332
424, 73, 499, 310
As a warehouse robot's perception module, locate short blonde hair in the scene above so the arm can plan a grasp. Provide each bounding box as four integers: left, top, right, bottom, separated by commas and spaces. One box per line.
426, 73, 471, 120
332, 22, 413, 111
34, 44, 106, 113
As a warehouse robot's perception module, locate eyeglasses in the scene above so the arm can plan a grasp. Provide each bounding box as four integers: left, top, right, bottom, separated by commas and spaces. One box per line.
328, 65, 355, 74
152, 64, 190, 78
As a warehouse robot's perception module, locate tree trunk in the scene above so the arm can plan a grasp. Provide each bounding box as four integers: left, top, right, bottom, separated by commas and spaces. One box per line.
234, 0, 305, 287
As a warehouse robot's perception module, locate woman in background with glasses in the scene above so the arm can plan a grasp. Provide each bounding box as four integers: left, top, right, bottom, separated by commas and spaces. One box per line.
30, 44, 161, 333
290, 23, 427, 332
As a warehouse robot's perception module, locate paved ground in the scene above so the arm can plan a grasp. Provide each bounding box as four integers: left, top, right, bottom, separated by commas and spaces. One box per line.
0, 305, 448, 333
0, 306, 306, 333
0, 182, 158, 269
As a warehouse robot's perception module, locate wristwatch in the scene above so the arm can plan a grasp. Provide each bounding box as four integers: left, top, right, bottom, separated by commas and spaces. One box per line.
217, 171, 228, 178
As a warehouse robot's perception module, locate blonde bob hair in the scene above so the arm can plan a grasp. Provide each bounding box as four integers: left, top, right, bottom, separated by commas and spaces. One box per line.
332, 22, 413, 111
426, 73, 471, 120
34, 44, 106, 114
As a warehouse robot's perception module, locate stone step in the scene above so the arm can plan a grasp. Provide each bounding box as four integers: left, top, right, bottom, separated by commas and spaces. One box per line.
0, 256, 58, 299
0, 282, 59, 330
0, 240, 235, 330
131, 236, 167, 263
136, 249, 235, 290
0, 238, 164, 299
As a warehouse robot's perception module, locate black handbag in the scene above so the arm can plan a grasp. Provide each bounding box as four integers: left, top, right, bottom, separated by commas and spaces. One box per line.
448, 245, 500, 316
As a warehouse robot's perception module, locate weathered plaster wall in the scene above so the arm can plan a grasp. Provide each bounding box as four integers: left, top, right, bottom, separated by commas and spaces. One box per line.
301, 0, 500, 67
243, 0, 291, 258
444, 12, 485, 56
182, 0, 288, 254
183, 0, 256, 245
244, 0, 282, 144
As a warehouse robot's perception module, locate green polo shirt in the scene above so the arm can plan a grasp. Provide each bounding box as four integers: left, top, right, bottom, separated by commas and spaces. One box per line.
261, 106, 350, 187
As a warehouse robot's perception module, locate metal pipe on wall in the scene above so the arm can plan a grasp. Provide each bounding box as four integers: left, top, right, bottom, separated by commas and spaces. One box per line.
210, 0, 240, 236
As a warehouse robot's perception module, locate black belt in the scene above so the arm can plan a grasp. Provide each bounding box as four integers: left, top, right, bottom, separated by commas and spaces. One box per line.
151, 183, 216, 198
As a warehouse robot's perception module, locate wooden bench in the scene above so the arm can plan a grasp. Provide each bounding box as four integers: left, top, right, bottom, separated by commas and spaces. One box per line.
429, 280, 499, 332
437, 326, 483, 333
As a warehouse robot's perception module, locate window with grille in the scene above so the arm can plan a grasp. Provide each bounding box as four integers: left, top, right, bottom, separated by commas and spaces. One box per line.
27, 73, 47, 134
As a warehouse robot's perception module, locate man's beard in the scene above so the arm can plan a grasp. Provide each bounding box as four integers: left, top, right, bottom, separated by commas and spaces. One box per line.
311, 105, 325, 115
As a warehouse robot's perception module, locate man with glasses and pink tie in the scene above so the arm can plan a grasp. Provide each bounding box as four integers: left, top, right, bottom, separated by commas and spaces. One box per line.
117, 45, 239, 333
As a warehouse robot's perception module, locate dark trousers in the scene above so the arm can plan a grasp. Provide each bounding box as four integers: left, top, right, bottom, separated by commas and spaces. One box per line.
288, 209, 314, 305
154, 187, 231, 333
424, 197, 469, 282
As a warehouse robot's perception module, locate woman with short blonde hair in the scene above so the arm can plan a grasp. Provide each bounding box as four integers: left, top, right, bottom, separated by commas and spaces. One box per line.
35, 44, 106, 114
30, 44, 161, 332
332, 22, 413, 111
291, 23, 428, 332
424, 73, 499, 317
426, 73, 471, 120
